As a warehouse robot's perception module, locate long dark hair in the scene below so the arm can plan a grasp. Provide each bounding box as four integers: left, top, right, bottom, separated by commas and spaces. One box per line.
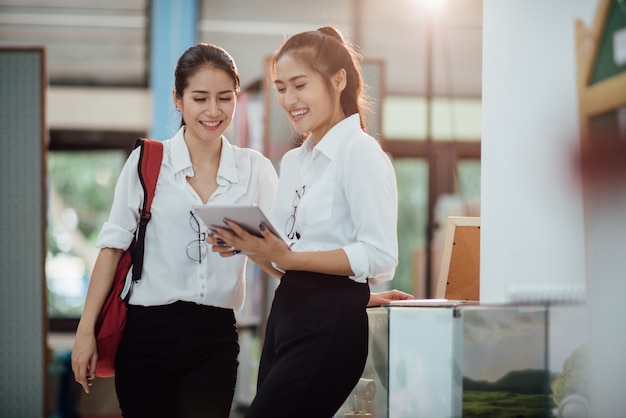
174, 43, 240, 127
271, 25, 370, 132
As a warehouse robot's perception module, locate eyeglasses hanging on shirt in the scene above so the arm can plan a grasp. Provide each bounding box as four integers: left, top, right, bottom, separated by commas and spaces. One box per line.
187, 210, 208, 263
285, 185, 306, 240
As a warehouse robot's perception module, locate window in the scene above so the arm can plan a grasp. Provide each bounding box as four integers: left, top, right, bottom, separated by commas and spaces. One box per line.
46, 150, 126, 320
393, 158, 429, 296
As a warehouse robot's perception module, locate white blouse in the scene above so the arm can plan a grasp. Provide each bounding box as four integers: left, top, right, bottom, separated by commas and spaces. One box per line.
271, 114, 398, 285
96, 127, 278, 310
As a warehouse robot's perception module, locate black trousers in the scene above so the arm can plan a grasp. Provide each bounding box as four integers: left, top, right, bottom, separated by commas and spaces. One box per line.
115, 301, 239, 418
245, 271, 370, 418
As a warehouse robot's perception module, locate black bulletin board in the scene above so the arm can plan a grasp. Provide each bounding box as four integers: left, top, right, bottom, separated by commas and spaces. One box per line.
590, 0, 626, 84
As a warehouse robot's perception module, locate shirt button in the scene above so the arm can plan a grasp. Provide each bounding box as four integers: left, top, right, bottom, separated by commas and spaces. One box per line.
199, 293, 205, 298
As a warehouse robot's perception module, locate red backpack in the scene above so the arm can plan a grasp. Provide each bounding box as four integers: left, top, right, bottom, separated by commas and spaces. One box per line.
93, 138, 163, 378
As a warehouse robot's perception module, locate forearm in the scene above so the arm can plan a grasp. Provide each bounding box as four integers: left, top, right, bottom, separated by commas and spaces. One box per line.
209, 221, 354, 277
76, 248, 124, 336
277, 248, 353, 276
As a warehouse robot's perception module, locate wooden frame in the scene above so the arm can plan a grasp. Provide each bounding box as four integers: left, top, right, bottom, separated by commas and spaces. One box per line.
575, 0, 626, 221
435, 216, 480, 301
575, 0, 626, 148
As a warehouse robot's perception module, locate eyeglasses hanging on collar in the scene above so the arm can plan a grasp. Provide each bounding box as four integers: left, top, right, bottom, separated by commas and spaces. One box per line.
285, 185, 305, 240
187, 210, 208, 263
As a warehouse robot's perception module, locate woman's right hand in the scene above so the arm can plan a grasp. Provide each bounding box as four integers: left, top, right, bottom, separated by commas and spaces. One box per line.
71, 329, 98, 394
367, 289, 414, 307
70, 248, 124, 393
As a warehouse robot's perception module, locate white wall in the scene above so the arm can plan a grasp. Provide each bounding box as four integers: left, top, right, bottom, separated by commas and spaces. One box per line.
481, 0, 595, 303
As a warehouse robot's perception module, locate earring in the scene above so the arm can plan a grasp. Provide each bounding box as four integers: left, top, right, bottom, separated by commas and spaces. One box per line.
176, 106, 181, 112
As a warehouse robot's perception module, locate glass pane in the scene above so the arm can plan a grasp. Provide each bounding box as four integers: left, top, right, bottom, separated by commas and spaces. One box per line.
393, 158, 428, 297
431, 159, 481, 295
462, 306, 551, 417
382, 96, 482, 141
457, 159, 481, 202
46, 150, 126, 318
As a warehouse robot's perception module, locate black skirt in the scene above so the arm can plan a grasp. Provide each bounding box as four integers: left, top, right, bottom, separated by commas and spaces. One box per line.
115, 301, 239, 418
246, 270, 370, 418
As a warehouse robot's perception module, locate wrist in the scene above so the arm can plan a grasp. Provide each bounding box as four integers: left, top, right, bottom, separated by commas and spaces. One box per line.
276, 248, 296, 271
75, 319, 96, 337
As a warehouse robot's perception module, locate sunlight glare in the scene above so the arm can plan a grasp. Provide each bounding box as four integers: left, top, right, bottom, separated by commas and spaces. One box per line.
422, 0, 446, 15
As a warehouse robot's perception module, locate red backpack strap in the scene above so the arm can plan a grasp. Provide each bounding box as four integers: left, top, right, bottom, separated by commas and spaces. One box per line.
131, 138, 163, 282
136, 138, 163, 215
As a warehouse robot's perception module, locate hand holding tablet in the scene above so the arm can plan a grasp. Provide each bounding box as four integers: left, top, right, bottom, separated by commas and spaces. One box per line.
192, 203, 285, 242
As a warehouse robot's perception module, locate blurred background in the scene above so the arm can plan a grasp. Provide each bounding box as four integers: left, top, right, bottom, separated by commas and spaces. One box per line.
0, 0, 483, 326
6, 1, 626, 417
1, 1, 483, 415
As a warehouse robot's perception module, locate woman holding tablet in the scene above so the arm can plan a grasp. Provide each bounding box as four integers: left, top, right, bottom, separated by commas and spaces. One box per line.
71, 43, 278, 418
210, 26, 410, 417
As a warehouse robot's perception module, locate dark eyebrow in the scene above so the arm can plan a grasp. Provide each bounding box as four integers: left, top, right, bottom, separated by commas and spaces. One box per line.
273, 75, 307, 86
190, 89, 235, 95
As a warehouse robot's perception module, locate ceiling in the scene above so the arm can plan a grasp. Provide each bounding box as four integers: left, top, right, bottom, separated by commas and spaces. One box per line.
0, 0, 483, 97
0, 0, 148, 86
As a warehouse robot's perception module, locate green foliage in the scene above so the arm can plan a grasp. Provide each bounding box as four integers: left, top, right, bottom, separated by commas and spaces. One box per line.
464, 369, 551, 394
463, 390, 551, 418
47, 150, 125, 251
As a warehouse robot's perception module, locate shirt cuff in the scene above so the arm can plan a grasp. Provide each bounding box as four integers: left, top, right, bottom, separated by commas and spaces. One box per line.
342, 242, 369, 283
96, 221, 135, 250
271, 261, 286, 275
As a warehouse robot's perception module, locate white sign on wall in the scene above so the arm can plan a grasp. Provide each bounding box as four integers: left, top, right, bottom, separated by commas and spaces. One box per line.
614, 27, 626, 66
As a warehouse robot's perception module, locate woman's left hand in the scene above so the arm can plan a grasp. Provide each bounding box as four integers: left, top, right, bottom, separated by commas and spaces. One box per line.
207, 219, 290, 261
368, 289, 414, 307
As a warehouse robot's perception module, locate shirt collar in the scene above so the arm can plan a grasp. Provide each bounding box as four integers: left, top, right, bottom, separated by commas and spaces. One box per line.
170, 126, 239, 184
216, 136, 238, 184
299, 113, 362, 162
170, 127, 192, 174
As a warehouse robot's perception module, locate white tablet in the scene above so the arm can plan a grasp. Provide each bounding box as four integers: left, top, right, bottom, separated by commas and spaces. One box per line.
192, 203, 284, 241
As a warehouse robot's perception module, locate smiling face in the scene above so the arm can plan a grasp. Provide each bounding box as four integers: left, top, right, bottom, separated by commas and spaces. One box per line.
273, 52, 346, 143
173, 65, 237, 146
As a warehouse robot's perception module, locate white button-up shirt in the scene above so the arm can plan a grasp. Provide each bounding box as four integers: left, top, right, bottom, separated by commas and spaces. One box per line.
96, 127, 278, 309
271, 114, 398, 284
